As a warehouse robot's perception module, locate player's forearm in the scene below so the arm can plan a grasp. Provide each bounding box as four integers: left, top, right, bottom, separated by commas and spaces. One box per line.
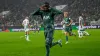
69, 20, 73, 26
56, 10, 63, 14
53, 8, 63, 14
31, 8, 40, 16
30, 8, 41, 19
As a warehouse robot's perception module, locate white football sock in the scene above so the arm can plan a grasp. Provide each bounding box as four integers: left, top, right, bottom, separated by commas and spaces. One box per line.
27, 35, 29, 40
78, 30, 82, 38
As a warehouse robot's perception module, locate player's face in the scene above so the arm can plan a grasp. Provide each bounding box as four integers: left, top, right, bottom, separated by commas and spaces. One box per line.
42, 7, 47, 11
43, 6, 49, 11
64, 12, 68, 18
42, 4, 49, 11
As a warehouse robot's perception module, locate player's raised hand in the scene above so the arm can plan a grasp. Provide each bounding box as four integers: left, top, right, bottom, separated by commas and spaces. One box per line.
40, 5, 44, 10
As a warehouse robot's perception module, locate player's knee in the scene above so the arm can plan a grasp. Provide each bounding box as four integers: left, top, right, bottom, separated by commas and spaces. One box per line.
64, 32, 68, 36
45, 38, 52, 47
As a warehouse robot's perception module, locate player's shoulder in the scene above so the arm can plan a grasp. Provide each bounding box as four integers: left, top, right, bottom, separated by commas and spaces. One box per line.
50, 8, 57, 11
79, 16, 83, 19
66, 17, 71, 20
24, 19, 29, 21
50, 8, 54, 10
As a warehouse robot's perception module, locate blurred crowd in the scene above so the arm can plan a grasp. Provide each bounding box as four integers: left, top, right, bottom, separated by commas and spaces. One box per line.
0, 0, 100, 26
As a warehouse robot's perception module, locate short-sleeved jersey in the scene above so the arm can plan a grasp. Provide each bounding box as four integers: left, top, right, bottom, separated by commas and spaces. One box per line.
78, 16, 85, 30
31, 8, 62, 28
63, 17, 71, 28
22, 19, 29, 26
79, 16, 84, 26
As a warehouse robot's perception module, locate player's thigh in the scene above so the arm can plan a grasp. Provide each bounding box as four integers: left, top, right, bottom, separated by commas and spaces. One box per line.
44, 31, 47, 39
47, 29, 54, 38
65, 27, 70, 32
45, 37, 53, 46
69, 27, 72, 32
46, 28, 54, 43
64, 27, 70, 35
24, 26, 29, 32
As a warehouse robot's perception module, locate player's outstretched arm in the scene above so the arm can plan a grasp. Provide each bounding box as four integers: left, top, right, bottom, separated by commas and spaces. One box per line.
29, 7, 43, 20
69, 19, 73, 26
52, 8, 63, 15
31, 8, 41, 16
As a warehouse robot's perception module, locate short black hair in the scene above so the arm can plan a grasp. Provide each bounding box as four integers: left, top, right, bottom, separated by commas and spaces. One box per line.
44, 2, 49, 5
43, 2, 50, 8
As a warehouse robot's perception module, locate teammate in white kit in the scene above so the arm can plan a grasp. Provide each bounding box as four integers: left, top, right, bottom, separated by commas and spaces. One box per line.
22, 17, 30, 41
78, 14, 89, 38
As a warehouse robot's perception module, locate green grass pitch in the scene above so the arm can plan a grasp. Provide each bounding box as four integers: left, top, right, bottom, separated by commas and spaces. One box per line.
0, 29, 100, 56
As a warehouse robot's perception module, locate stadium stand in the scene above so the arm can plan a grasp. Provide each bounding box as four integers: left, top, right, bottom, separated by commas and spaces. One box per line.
0, 0, 100, 26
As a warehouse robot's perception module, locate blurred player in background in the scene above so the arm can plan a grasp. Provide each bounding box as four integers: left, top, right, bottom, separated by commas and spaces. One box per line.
62, 12, 73, 44
31, 2, 62, 56
61, 12, 76, 44
61, 17, 76, 36
22, 17, 30, 41
78, 13, 90, 38
33, 20, 40, 34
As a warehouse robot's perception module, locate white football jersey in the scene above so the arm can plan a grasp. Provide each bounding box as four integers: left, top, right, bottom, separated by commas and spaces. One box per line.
79, 16, 85, 30
79, 16, 84, 26
22, 19, 29, 26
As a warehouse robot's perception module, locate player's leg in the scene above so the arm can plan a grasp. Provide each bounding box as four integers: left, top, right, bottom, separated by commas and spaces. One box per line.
36, 26, 38, 32
80, 31, 83, 37
24, 26, 28, 39
25, 30, 28, 41
65, 32, 69, 44
78, 30, 81, 37
25, 32, 27, 38
49, 29, 62, 48
38, 28, 40, 33
44, 28, 50, 56
45, 27, 62, 56
45, 37, 50, 56
78, 26, 83, 38
69, 26, 72, 36
83, 30, 89, 36
69, 27, 76, 36
78, 30, 83, 38
27, 31, 30, 41
65, 27, 69, 44
34, 26, 36, 34
26, 29, 30, 41
45, 29, 54, 56
37, 26, 40, 33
